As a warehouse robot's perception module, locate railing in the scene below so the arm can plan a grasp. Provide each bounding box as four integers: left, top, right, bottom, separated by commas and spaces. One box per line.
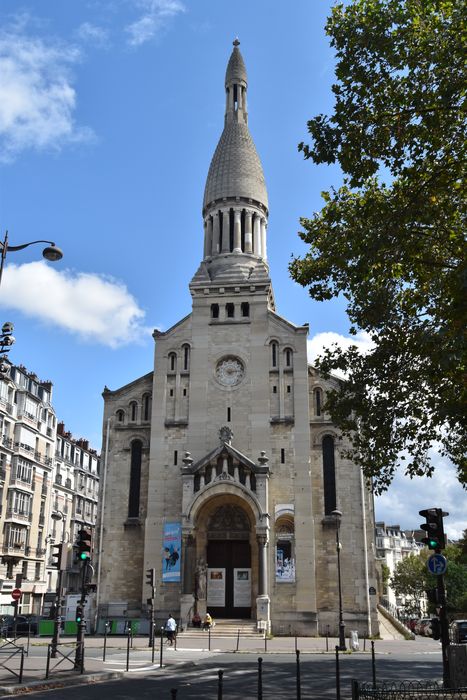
352, 680, 467, 699
5, 508, 32, 522
2, 435, 13, 449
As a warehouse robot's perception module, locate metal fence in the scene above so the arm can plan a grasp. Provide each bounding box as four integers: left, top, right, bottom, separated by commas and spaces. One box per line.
352, 680, 467, 699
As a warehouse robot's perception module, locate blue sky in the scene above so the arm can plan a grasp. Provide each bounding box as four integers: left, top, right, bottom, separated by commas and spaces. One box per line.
0, 0, 464, 537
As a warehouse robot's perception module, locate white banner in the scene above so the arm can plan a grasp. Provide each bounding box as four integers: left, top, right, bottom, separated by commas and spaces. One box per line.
233, 568, 251, 607
207, 568, 225, 607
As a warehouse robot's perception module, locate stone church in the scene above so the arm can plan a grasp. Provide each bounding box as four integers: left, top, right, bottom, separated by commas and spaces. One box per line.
98, 41, 379, 637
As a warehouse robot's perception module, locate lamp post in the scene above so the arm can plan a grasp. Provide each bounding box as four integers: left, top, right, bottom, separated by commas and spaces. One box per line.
332, 509, 346, 651
0, 230, 63, 287
50, 511, 67, 658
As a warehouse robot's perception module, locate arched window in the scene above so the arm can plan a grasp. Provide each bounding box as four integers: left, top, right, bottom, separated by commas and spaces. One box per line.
211, 304, 219, 319
271, 341, 278, 368
322, 435, 336, 515
314, 388, 323, 416
168, 352, 177, 372
142, 394, 151, 422
182, 344, 190, 371
226, 303, 235, 318
284, 348, 293, 368
128, 440, 142, 519
116, 409, 125, 423
129, 401, 137, 422
241, 302, 249, 317
275, 514, 295, 582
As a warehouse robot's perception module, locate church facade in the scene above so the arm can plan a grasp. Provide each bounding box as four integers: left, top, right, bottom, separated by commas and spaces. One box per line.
98, 42, 379, 637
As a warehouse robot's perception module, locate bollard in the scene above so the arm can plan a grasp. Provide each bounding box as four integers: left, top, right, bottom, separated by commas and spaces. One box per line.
326, 628, 329, 652
208, 627, 211, 651
45, 645, 51, 680
363, 634, 366, 652
152, 623, 156, 665
296, 649, 301, 700
351, 679, 360, 700
335, 645, 341, 700
295, 635, 298, 653
80, 641, 85, 675
264, 630, 267, 653
170, 689, 177, 698
160, 626, 164, 668
19, 648, 24, 684
103, 621, 109, 662
126, 628, 131, 671
218, 669, 224, 700
236, 629, 240, 652
371, 640, 376, 689
257, 656, 263, 700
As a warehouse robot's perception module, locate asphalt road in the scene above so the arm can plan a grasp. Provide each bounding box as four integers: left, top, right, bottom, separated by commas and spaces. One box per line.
20, 649, 443, 700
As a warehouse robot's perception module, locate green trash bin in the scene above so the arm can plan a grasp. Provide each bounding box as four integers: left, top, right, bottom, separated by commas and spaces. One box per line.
39, 620, 54, 636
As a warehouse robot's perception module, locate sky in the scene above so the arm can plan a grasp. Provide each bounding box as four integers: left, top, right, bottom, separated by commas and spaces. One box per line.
0, 0, 464, 538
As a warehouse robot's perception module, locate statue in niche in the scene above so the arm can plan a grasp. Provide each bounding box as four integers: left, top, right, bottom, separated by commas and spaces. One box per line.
195, 557, 207, 600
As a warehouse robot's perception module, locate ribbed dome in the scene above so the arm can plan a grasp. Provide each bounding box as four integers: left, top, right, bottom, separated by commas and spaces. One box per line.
203, 122, 268, 210
225, 43, 247, 86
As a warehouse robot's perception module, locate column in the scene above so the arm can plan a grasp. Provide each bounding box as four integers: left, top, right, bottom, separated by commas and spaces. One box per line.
233, 209, 242, 252
212, 211, 220, 255
253, 214, 262, 257
222, 456, 228, 474
203, 219, 209, 259
261, 218, 267, 260
182, 535, 196, 594
257, 534, 269, 596
237, 83, 243, 110
233, 462, 240, 482
244, 211, 253, 253
221, 210, 230, 253
200, 471, 205, 488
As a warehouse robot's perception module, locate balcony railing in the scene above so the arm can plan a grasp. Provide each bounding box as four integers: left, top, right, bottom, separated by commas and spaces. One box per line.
2, 435, 13, 449
5, 508, 32, 522
3, 542, 25, 554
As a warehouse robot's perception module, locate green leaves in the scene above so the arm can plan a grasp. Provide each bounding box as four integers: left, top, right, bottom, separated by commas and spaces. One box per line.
290, 0, 467, 493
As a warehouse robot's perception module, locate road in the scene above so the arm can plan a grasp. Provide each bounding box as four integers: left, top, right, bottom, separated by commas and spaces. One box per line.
18, 648, 443, 699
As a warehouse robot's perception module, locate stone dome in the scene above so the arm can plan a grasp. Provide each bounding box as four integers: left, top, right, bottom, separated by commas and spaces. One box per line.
225, 42, 247, 86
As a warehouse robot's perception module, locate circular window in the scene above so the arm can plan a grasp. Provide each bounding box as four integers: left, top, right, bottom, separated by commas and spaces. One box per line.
215, 356, 245, 387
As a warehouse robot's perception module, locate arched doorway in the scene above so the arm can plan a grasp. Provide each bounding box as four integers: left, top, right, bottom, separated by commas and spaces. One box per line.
206, 504, 252, 618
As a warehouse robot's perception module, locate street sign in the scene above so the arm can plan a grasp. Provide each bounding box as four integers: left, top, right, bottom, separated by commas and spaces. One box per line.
427, 554, 447, 575
11, 588, 21, 601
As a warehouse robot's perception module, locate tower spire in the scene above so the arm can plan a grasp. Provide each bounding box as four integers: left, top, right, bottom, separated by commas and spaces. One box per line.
225, 38, 248, 126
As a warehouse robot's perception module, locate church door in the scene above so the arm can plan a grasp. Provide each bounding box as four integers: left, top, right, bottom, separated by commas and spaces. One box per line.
207, 539, 251, 618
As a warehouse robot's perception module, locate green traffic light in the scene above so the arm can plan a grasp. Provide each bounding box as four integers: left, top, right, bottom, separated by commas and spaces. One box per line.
79, 552, 89, 560
429, 539, 438, 548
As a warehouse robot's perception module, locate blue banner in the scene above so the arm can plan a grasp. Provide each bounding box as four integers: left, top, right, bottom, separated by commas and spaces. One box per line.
162, 522, 181, 582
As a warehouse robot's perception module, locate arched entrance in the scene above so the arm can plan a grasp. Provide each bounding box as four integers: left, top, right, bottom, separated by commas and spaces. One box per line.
206, 504, 252, 618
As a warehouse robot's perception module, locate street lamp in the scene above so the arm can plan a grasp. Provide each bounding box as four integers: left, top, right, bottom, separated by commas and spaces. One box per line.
331, 509, 346, 651
0, 230, 63, 287
50, 510, 67, 657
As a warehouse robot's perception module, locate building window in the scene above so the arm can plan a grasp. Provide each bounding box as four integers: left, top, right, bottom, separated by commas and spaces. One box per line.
286, 385, 291, 393
322, 435, 336, 515
143, 394, 151, 421
273, 386, 277, 394
129, 401, 137, 422
211, 304, 219, 319
182, 344, 190, 371
168, 353, 177, 372
174, 450, 178, 466
183, 388, 187, 396
116, 409, 125, 423
227, 407, 231, 422
275, 514, 295, 582
169, 389, 174, 397
314, 388, 323, 416
241, 302, 249, 317
226, 303, 235, 318
35, 563, 41, 581
128, 440, 142, 519
271, 342, 278, 368
285, 348, 293, 367
280, 448, 285, 464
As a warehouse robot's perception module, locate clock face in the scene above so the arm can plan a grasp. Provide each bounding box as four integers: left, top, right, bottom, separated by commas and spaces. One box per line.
216, 357, 245, 387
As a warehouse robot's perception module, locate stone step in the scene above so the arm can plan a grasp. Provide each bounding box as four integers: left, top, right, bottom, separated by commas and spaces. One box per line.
179, 619, 262, 638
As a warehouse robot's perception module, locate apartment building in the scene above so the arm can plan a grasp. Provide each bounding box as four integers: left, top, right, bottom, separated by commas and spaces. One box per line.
375, 521, 424, 612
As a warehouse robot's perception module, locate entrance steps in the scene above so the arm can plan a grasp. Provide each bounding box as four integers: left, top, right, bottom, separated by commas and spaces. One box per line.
179, 619, 263, 638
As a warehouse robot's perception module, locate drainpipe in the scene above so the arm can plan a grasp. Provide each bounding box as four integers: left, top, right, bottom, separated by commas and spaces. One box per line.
94, 418, 110, 632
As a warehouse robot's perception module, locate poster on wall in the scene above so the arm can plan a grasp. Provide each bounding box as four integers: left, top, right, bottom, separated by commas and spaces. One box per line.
276, 545, 295, 582
162, 522, 181, 582
207, 568, 225, 607
233, 568, 251, 607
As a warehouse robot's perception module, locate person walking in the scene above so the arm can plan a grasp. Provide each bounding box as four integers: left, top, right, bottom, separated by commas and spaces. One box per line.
165, 614, 177, 646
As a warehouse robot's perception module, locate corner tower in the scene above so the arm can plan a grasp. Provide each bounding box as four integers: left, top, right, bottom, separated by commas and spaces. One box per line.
191, 40, 273, 305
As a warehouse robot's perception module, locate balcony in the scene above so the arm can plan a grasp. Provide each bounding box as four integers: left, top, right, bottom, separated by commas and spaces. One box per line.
36, 547, 46, 557
3, 542, 25, 555
5, 508, 32, 523
2, 435, 13, 449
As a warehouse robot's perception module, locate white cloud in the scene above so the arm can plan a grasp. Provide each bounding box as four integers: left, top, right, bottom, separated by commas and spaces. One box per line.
126, 0, 185, 47
375, 454, 466, 540
307, 330, 374, 377
0, 25, 92, 162
1, 261, 152, 348
76, 22, 109, 47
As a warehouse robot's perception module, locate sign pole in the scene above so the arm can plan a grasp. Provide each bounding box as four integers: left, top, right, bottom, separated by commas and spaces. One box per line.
437, 570, 450, 687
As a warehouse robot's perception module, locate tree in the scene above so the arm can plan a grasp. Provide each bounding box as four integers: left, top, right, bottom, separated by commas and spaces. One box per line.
289, 0, 466, 493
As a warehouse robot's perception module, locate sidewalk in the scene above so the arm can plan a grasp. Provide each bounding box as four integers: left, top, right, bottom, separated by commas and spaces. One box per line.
0, 633, 440, 696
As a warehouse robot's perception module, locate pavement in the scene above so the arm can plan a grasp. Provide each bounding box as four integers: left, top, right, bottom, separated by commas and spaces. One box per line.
0, 632, 441, 697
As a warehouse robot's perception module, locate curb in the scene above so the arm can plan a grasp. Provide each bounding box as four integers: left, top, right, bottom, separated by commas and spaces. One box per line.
0, 670, 124, 696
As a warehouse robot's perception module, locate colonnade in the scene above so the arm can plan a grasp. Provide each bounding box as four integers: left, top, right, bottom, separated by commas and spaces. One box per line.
203, 208, 267, 260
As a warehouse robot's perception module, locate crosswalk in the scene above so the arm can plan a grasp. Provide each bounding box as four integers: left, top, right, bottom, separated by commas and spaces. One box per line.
102, 646, 223, 672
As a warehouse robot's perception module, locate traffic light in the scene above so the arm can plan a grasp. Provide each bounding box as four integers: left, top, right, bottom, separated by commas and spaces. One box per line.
146, 568, 155, 589
431, 618, 441, 640
419, 508, 446, 550
76, 529, 92, 561
51, 543, 67, 570
75, 604, 84, 624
